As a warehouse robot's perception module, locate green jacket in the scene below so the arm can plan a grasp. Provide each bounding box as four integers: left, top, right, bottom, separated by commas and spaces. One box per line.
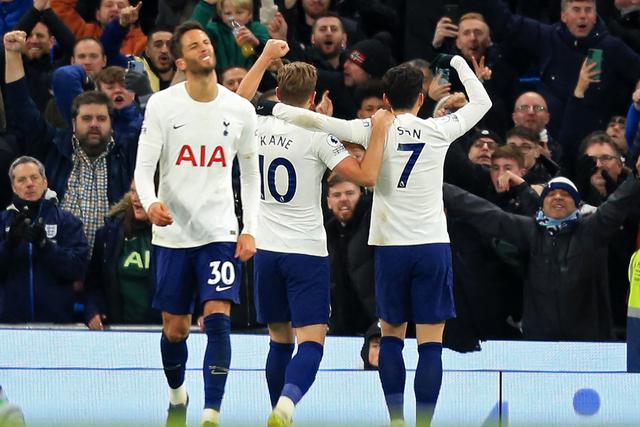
190, 0, 269, 71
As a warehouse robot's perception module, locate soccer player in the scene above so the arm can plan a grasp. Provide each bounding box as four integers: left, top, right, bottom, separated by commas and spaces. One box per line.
236, 40, 393, 427
133, 22, 260, 427
267, 55, 491, 426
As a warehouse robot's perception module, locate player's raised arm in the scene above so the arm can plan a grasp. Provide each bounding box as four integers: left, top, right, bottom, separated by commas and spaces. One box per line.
432, 54, 492, 141
236, 39, 289, 101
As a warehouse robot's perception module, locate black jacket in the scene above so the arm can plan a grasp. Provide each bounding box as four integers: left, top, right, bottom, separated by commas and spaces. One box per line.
443, 175, 640, 341
325, 194, 375, 335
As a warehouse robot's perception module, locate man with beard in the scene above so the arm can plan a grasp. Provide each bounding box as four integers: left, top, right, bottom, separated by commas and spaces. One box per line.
325, 173, 376, 336
141, 28, 175, 91
431, 12, 518, 135
4, 30, 136, 250
281, 11, 348, 72
134, 21, 259, 427
2, 0, 76, 112
0, 156, 89, 323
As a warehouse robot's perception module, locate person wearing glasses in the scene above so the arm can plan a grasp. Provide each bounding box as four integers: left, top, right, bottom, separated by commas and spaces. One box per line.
511, 91, 560, 160
443, 150, 640, 341
574, 131, 640, 339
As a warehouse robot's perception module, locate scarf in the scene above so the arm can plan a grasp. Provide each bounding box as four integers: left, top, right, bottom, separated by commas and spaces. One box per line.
535, 209, 580, 235
60, 136, 113, 252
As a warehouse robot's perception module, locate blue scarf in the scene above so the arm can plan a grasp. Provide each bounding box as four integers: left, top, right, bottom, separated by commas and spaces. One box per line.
535, 209, 580, 235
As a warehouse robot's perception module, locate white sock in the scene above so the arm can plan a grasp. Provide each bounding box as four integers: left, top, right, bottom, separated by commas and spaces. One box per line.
201, 408, 220, 424
169, 384, 188, 406
274, 396, 295, 421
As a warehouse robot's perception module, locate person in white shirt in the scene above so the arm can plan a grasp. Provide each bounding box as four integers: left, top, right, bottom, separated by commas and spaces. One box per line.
134, 21, 260, 427
266, 54, 491, 427
235, 39, 393, 427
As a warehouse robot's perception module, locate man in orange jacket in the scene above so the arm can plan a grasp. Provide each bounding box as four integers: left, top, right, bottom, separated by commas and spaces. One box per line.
52, 0, 146, 55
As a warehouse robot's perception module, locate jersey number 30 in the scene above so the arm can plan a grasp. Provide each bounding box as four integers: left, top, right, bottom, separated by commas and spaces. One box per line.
259, 155, 297, 203
397, 143, 425, 188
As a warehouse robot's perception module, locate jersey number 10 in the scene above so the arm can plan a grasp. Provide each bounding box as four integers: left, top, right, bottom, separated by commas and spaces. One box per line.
259, 155, 298, 203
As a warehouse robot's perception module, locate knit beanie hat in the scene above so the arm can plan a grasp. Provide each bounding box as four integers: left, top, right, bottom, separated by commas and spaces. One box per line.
348, 39, 394, 79
540, 176, 581, 207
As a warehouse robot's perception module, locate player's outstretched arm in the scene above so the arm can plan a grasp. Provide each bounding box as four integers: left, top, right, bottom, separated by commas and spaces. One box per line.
236, 39, 289, 101
273, 103, 371, 146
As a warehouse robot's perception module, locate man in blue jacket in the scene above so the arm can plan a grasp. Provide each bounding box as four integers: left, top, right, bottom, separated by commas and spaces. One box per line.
485, 0, 640, 138
0, 156, 89, 323
4, 30, 137, 249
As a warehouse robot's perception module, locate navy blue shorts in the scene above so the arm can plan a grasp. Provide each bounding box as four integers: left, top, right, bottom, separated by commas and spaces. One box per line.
152, 242, 241, 315
374, 243, 455, 324
254, 249, 330, 328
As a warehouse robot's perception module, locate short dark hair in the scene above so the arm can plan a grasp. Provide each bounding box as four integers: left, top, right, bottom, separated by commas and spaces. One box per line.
578, 131, 621, 157
71, 91, 113, 119
73, 37, 104, 57
311, 11, 344, 32
506, 126, 540, 144
147, 26, 174, 44
327, 173, 361, 190
170, 21, 207, 61
382, 65, 423, 110
354, 79, 385, 109
492, 145, 525, 169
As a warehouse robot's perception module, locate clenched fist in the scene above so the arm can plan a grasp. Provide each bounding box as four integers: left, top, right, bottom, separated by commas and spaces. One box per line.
4, 31, 27, 53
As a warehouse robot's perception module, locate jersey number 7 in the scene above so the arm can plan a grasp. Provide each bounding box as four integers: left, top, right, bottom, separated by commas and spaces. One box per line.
397, 143, 425, 188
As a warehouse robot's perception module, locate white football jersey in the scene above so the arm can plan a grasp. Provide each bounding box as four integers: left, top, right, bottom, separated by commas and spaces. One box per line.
272, 55, 492, 246
135, 83, 260, 248
256, 115, 349, 256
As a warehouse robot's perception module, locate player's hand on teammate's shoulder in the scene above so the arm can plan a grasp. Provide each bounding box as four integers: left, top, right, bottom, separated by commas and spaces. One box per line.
371, 108, 395, 129
148, 202, 173, 226
234, 233, 256, 262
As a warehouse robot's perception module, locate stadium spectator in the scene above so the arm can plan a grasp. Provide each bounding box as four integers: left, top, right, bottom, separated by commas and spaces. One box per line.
51, 0, 147, 55
431, 12, 518, 135
361, 321, 381, 370
485, 0, 640, 138
506, 125, 559, 185
0, 156, 89, 323
443, 160, 640, 341
316, 37, 395, 119
325, 174, 375, 336
574, 132, 640, 338
85, 180, 157, 329
5, 0, 76, 113
190, 0, 269, 71
5, 30, 137, 249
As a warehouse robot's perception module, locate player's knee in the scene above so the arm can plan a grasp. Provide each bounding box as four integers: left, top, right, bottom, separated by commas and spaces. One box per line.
163, 326, 189, 342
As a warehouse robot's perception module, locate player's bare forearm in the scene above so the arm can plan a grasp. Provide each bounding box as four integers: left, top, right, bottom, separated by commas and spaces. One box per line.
237, 39, 288, 100
234, 233, 256, 261
360, 109, 395, 186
